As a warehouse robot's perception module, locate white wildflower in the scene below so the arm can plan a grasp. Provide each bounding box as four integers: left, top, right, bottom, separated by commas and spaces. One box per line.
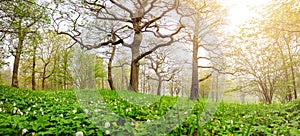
40, 108, 43, 112
33, 111, 37, 115
22, 128, 29, 135
82, 124, 85, 127
229, 120, 233, 124
27, 107, 31, 111
0, 108, 2, 112
184, 112, 188, 115
0, 101, 3, 104
83, 109, 89, 114
94, 109, 100, 113
60, 114, 63, 118
105, 130, 110, 135
104, 122, 110, 128
41, 112, 44, 115
76, 131, 84, 136
13, 107, 17, 114
146, 119, 151, 123
72, 109, 77, 114
26, 112, 29, 115
13, 102, 16, 107
17, 109, 23, 115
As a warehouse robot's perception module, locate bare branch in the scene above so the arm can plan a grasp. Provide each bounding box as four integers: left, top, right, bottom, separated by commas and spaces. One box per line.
109, 0, 133, 17
199, 73, 212, 82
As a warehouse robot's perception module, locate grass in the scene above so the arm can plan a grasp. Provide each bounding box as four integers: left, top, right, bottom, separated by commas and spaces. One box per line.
0, 85, 299, 135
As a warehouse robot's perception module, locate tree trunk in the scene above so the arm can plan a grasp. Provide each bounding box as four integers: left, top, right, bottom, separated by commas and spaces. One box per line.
101, 77, 104, 89
108, 45, 116, 90
190, 35, 199, 100
288, 50, 297, 100
129, 61, 139, 92
63, 50, 68, 89
129, 33, 142, 92
31, 45, 37, 90
12, 35, 24, 88
157, 77, 162, 95
42, 64, 47, 90
121, 65, 124, 90
291, 67, 297, 99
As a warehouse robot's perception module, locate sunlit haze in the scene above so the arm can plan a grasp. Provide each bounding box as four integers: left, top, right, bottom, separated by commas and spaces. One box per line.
219, 0, 271, 30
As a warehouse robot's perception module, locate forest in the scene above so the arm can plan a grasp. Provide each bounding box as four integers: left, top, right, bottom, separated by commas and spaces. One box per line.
0, 0, 299, 135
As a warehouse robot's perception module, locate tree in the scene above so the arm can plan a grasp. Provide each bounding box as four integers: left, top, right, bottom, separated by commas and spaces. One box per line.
94, 56, 107, 89
180, 0, 226, 99
226, 0, 300, 103
53, 0, 184, 92
263, 0, 300, 100
0, 0, 49, 88
146, 48, 179, 95
226, 22, 283, 104
72, 46, 98, 89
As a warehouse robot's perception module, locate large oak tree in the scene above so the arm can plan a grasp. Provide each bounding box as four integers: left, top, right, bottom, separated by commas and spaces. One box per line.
53, 0, 184, 92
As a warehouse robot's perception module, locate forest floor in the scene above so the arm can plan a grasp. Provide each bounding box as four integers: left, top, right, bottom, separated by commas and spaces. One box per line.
0, 85, 299, 136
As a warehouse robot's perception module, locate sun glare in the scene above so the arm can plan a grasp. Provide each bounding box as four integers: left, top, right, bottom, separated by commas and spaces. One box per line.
220, 0, 271, 29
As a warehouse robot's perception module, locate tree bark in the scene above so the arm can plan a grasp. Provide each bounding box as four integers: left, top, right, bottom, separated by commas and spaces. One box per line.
157, 77, 162, 95
63, 50, 68, 89
108, 45, 116, 90
12, 34, 25, 88
129, 33, 142, 92
41, 63, 48, 90
190, 35, 199, 100
31, 44, 37, 90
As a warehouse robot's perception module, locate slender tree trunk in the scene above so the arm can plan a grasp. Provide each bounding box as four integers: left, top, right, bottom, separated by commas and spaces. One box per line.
291, 67, 297, 99
101, 78, 104, 89
121, 66, 125, 90
190, 35, 199, 100
31, 45, 37, 90
170, 80, 174, 96
157, 77, 162, 95
288, 49, 297, 100
42, 64, 47, 90
12, 35, 24, 88
63, 51, 68, 89
108, 45, 116, 90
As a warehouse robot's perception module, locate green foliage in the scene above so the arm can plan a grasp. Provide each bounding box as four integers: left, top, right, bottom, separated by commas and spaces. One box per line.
95, 56, 106, 79
0, 85, 299, 135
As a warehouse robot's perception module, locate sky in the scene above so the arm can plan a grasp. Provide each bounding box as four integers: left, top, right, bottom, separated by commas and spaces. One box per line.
218, 0, 271, 32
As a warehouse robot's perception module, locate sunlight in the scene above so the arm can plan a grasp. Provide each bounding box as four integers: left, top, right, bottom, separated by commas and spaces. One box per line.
220, 0, 271, 28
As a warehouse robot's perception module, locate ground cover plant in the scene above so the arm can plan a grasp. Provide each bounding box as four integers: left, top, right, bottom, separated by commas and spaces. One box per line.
0, 85, 299, 135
